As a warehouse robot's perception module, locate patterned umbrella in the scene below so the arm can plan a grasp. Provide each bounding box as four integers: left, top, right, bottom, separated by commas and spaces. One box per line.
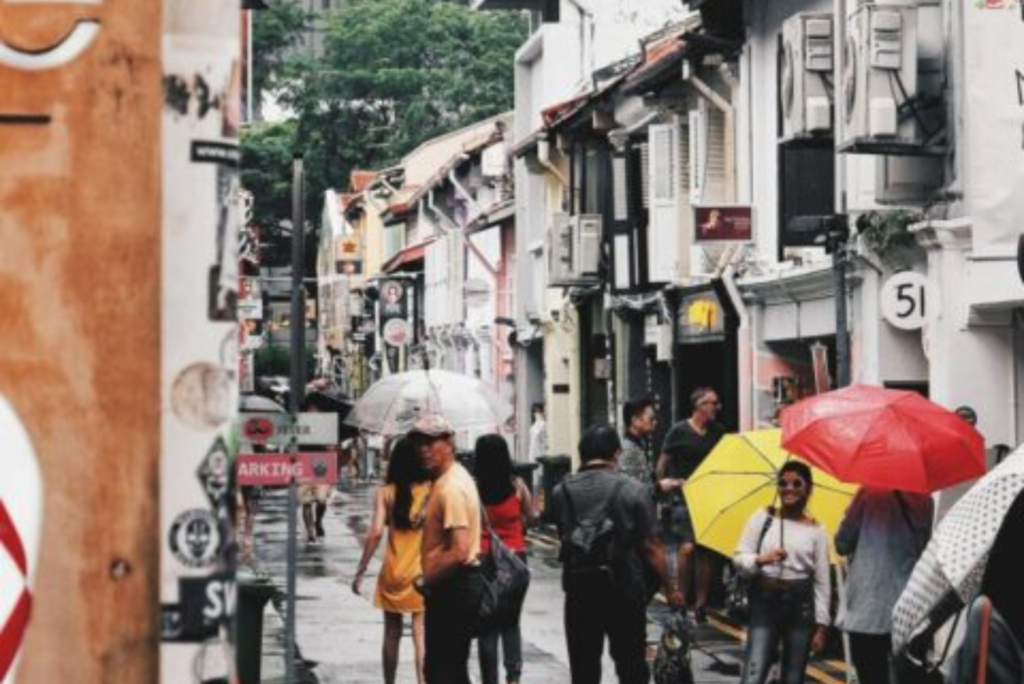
892, 445, 1024, 652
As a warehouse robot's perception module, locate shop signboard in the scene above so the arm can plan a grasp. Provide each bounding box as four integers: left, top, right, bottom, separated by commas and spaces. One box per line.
236, 453, 340, 486
694, 206, 753, 242
239, 412, 339, 447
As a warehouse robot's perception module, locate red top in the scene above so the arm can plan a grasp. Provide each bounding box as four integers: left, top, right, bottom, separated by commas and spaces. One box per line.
480, 491, 526, 554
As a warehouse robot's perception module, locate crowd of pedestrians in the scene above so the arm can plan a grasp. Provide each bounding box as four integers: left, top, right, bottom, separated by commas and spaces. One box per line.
341, 388, 1018, 684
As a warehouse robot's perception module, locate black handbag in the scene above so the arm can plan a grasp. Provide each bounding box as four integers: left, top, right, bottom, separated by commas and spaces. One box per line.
477, 506, 531, 633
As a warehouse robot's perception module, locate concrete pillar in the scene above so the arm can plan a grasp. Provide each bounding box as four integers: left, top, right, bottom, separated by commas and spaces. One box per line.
0, 2, 162, 682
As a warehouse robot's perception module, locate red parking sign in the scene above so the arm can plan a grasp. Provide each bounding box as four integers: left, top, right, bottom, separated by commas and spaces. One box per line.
236, 453, 338, 486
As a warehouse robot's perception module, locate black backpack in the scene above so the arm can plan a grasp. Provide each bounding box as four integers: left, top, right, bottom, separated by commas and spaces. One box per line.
559, 479, 626, 592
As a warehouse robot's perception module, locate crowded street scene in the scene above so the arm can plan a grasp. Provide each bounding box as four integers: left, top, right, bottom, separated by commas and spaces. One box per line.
1, 1, 1023, 684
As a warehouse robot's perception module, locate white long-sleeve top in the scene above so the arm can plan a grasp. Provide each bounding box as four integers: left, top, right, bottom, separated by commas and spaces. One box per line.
733, 508, 832, 627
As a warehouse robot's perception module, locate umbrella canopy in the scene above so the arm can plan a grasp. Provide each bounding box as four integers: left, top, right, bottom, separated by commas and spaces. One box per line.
683, 429, 858, 562
892, 445, 1024, 651
345, 369, 511, 437
780, 384, 985, 494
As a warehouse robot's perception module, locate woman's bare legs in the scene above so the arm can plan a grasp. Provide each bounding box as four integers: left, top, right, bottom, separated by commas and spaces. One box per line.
383, 612, 403, 684
412, 612, 426, 684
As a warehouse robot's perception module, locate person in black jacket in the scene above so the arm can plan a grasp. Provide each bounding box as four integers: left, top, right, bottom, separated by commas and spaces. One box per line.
550, 425, 682, 684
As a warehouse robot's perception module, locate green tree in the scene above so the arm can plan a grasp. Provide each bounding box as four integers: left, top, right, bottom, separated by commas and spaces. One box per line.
278, 0, 527, 220
251, 2, 309, 111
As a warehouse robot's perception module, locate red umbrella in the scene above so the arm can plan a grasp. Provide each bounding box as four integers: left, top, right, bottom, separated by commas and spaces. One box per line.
780, 384, 986, 493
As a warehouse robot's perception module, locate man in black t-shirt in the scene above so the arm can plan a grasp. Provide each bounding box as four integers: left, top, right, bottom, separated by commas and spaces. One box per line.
656, 387, 725, 623
550, 425, 682, 684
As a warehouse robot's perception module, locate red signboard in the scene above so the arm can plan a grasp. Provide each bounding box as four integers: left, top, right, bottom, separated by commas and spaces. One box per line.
694, 206, 753, 242
236, 453, 338, 486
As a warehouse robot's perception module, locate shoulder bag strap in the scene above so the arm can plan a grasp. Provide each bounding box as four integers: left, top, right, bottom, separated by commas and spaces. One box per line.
755, 507, 775, 554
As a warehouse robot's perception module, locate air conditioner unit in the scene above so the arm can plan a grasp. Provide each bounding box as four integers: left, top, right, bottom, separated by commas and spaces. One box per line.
781, 13, 834, 141
839, 4, 920, 152
573, 214, 602, 278
547, 212, 574, 286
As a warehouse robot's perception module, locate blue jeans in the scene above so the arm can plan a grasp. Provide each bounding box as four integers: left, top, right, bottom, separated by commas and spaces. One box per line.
740, 579, 816, 684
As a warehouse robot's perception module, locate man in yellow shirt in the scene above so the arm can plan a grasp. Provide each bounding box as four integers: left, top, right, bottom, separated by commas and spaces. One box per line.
411, 414, 482, 684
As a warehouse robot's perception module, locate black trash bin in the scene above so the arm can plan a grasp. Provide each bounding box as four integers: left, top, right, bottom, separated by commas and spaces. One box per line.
537, 454, 572, 523
512, 462, 540, 497
236, 576, 277, 684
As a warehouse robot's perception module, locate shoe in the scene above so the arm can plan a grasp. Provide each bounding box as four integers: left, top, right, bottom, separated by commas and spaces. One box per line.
316, 522, 325, 540
694, 606, 708, 624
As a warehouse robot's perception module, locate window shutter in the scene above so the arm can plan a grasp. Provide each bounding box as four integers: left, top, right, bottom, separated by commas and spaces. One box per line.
611, 150, 634, 291
689, 108, 703, 203
639, 142, 651, 210
647, 119, 681, 284
704, 103, 728, 204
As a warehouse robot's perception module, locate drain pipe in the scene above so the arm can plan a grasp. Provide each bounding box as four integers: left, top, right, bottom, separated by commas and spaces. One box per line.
721, 261, 753, 430
683, 62, 737, 202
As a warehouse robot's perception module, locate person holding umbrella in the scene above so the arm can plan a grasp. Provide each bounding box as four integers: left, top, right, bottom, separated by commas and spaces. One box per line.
834, 488, 933, 684
733, 461, 831, 684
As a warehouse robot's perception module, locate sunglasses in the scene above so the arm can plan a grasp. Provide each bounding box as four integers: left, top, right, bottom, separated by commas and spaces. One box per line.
777, 478, 806, 490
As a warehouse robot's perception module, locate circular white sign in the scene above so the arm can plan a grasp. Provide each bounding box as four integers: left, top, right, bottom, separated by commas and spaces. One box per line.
881, 271, 931, 331
383, 318, 411, 347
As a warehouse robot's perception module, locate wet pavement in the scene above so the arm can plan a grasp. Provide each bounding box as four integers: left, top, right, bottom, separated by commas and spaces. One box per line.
249, 479, 849, 684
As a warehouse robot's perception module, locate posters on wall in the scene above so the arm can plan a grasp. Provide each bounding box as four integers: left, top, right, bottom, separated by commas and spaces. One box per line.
964, 0, 1024, 257
378, 279, 411, 374
161, 10, 240, 682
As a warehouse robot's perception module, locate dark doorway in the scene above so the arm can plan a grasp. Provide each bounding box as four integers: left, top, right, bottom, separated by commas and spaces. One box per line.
676, 342, 738, 432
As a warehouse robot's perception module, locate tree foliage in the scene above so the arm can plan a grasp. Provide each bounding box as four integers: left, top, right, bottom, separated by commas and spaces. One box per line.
251, 2, 309, 105
242, 0, 527, 237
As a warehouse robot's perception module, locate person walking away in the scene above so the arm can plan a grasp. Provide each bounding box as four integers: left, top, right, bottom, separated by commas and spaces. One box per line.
656, 387, 725, 621
733, 461, 831, 684
410, 414, 484, 684
528, 402, 547, 464
619, 398, 658, 500
474, 434, 537, 684
298, 399, 334, 544
550, 425, 683, 684
834, 487, 932, 684
352, 438, 431, 684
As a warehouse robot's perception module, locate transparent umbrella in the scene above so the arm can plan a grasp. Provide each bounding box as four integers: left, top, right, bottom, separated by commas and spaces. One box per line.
345, 370, 511, 436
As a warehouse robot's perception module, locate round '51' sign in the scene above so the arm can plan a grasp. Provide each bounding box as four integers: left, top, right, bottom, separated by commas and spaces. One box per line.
881, 271, 932, 331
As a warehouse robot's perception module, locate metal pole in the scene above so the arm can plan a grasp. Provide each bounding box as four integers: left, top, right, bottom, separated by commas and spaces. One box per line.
834, 239, 851, 388
664, 288, 682, 422
285, 155, 306, 684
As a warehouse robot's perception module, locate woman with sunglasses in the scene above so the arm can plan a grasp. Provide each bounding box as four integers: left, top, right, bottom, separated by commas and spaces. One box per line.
352, 438, 432, 684
733, 461, 831, 684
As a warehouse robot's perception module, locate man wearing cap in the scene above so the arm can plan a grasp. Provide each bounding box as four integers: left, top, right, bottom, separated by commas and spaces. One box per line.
410, 414, 483, 684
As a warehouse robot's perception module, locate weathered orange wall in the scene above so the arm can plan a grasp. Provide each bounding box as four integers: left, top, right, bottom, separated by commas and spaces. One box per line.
0, 2, 162, 682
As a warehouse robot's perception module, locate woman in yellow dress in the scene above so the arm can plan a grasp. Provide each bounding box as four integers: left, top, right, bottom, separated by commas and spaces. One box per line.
352, 438, 431, 684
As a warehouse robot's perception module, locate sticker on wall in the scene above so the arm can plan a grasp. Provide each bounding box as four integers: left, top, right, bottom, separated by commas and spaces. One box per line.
195, 438, 231, 513
168, 509, 221, 570
0, 396, 42, 684
171, 363, 232, 431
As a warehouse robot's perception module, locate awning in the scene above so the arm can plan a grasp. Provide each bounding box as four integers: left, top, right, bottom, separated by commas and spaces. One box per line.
381, 240, 433, 274
687, 0, 744, 41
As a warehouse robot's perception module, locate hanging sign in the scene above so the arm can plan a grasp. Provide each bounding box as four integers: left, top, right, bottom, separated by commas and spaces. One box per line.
236, 453, 339, 486
239, 412, 338, 447
694, 206, 753, 242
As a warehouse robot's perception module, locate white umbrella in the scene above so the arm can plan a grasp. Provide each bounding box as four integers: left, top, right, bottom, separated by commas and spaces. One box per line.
345, 370, 511, 436
239, 394, 286, 413
892, 445, 1024, 652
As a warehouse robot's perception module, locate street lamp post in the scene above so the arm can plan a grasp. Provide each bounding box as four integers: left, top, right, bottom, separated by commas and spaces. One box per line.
285, 155, 306, 684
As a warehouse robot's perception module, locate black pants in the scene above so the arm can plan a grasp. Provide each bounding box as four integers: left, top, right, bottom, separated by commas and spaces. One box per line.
425, 566, 483, 684
848, 632, 893, 684
564, 583, 649, 684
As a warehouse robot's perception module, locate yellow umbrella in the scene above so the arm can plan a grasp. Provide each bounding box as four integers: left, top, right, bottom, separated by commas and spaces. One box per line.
682, 429, 857, 563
